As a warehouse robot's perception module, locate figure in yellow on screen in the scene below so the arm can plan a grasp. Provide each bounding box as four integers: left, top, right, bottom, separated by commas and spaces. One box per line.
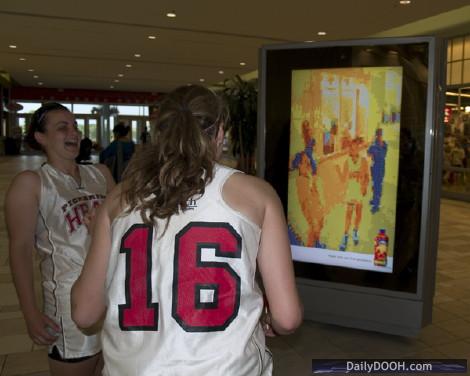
289, 120, 325, 248
336, 138, 370, 251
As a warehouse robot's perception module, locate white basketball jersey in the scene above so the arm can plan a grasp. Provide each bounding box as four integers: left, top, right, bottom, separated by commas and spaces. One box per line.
36, 163, 107, 358
102, 164, 273, 376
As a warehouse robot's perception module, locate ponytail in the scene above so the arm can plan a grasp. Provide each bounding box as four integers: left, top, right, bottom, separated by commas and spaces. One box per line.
121, 85, 229, 228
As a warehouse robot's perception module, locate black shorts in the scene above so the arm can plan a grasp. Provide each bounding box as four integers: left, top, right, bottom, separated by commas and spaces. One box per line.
48, 346, 99, 363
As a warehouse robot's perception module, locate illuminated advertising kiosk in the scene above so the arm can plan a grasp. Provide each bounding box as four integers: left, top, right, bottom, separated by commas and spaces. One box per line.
258, 37, 445, 336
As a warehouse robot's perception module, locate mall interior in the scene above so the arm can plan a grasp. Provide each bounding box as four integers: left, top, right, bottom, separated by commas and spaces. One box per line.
1, 1, 470, 375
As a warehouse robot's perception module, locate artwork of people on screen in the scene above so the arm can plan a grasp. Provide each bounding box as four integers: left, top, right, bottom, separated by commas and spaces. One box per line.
287, 67, 403, 273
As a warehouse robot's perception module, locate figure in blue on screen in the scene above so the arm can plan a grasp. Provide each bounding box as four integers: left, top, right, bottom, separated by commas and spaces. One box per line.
291, 120, 317, 175
367, 128, 387, 214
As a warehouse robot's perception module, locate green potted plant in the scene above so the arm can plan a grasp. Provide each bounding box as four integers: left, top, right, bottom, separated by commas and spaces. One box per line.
220, 75, 258, 174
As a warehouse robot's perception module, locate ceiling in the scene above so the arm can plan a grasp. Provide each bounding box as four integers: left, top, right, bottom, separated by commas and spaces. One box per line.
0, 0, 469, 94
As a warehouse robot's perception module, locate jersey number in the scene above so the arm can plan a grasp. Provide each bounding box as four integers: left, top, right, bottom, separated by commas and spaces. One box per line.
119, 222, 242, 332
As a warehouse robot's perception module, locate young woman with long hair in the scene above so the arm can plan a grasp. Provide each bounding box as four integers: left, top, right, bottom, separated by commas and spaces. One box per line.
5, 102, 114, 375
72, 85, 302, 375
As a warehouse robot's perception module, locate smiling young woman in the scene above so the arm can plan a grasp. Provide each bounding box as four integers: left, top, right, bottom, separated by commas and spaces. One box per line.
5, 102, 114, 376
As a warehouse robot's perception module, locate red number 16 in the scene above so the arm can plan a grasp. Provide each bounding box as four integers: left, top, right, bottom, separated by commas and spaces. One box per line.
119, 222, 242, 332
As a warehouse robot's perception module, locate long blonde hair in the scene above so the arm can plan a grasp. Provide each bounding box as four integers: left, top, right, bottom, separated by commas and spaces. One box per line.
121, 85, 229, 226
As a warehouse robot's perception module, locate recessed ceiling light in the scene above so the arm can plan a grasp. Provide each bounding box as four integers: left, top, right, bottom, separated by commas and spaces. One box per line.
218, 70, 224, 75
125, 64, 132, 68
38, 82, 43, 86
240, 62, 246, 66
304, 40, 315, 43
110, 85, 115, 89
118, 73, 124, 77
199, 78, 205, 82
27, 69, 35, 72
399, 0, 411, 4
148, 35, 157, 40
166, 11, 176, 18
9, 45, 17, 49
317, 31, 327, 36
114, 79, 120, 83
19, 57, 26, 61
134, 53, 141, 58
33, 75, 39, 79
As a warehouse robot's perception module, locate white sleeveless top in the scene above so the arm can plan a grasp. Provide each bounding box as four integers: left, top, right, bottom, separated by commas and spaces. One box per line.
102, 164, 272, 376
36, 163, 107, 358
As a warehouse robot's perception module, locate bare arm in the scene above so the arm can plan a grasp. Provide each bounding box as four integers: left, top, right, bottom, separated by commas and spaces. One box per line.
71, 187, 120, 328
5, 171, 60, 344
95, 163, 116, 193
82, 164, 116, 235
257, 183, 303, 335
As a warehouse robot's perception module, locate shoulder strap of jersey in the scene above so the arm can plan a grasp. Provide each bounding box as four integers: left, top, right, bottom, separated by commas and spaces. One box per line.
208, 163, 243, 197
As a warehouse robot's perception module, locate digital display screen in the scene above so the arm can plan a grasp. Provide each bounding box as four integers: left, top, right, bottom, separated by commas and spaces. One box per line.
261, 40, 432, 292
288, 67, 403, 273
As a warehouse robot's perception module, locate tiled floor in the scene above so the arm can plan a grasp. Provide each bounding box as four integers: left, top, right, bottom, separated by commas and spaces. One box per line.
1, 155, 470, 375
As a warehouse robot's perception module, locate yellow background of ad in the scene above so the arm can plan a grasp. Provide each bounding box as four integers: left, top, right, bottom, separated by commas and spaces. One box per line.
288, 67, 403, 258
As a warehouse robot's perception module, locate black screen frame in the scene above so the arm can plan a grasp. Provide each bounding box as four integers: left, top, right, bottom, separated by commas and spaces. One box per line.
258, 37, 441, 295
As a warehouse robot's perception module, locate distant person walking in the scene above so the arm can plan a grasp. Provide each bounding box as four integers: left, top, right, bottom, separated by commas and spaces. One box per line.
140, 125, 150, 144
99, 122, 135, 182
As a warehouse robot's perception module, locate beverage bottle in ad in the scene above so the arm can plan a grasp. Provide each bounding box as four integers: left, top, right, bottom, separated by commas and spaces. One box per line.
374, 229, 388, 266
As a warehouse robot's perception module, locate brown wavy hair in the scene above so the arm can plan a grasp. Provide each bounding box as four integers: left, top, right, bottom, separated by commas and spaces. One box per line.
121, 85, 229, 227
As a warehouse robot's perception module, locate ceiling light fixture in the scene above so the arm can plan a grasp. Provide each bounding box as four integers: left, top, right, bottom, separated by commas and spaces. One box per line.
38, 82, 44, 86
240, 62, 246, 66
118, 73, 124, 77
148, 35, 157, 40
399, 0, 411, 4
199, 78, 205, 82
134, 53, 141, 58
218, 70, 224, 74
125, 64, 132, 68
19, 57, 26, 61
110, 85, 115, 89
9, 45, 17, 49
166, 11, 176, 18
114, 79, 120, 83
317, 31, 327, 36
27, 69, 34, 72
33, 75, 39, 79
304, 40, 315, 43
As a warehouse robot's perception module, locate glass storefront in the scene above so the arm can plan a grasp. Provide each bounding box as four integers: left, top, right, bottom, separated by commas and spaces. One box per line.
442, 34, 470, 201
11, 102, 151, 155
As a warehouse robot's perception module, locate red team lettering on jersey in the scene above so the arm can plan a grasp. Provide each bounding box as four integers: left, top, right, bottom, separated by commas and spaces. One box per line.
118, 222, 242, 332
62, 194, 105, 233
